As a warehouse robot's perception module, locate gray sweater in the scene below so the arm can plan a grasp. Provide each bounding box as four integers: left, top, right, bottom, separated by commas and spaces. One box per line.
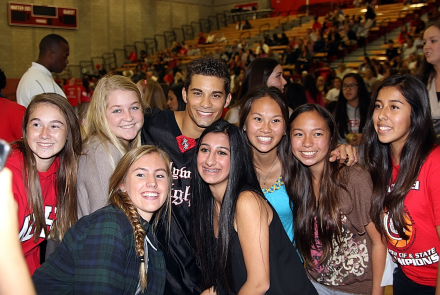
77, 136, 123, 219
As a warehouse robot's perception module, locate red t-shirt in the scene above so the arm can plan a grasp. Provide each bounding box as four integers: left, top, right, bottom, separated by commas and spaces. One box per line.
306, 90, 325, 107
384, 146, 440, 287
312, 22, 322, 31
164, 74, 174, 85
63, 84, 80, 107
0, 97, 26, 143
6, 150, 59, 275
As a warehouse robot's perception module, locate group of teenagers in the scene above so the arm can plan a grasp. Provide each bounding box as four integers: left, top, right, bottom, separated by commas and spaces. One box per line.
5, 50, 440, 295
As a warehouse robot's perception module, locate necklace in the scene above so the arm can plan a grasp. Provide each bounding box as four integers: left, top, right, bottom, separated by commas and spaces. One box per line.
255, 155, 278, 185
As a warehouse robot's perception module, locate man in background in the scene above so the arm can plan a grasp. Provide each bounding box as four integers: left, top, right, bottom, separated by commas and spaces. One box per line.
16, 34, 69, 107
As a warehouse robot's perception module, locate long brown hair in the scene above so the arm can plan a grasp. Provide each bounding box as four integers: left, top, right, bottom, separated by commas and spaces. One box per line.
14, 93, 82, 242
416, 21, 440, 86
108, 145, 172, 292
284, 104, 348, 267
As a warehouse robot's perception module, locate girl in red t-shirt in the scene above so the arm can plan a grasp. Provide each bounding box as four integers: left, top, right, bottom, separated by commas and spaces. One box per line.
5, 93, 81, 275
365, 75, 440, 294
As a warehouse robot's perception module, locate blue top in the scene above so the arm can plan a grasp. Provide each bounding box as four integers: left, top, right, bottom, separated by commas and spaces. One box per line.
262, 176, 294, 242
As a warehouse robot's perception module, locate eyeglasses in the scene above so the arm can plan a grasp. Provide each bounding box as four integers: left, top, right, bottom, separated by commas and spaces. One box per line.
342, 84, 358, 90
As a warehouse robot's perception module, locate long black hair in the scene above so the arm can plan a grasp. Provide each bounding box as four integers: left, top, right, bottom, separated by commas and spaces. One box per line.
334, 73, 370, 138
238, 86, 290, 181
364, 75, 436, 238
190, 120, 262, 292
284, 104, 348, 266
169, 84, 186, 111
233, 58, 279, 108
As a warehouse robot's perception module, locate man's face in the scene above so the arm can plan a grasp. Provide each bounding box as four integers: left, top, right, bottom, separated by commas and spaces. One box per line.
182, 74, 231, 131
50, 42, 69, 73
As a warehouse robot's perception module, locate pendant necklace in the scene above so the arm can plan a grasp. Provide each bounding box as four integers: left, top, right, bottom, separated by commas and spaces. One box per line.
255, 155, 278, 185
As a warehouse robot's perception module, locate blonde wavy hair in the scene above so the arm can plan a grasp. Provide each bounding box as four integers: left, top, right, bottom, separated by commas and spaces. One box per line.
82, 75, 145, 165
108, 145, 172, 292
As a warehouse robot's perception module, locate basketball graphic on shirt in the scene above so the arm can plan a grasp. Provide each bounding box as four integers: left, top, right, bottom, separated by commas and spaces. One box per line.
383, 211, 413, 248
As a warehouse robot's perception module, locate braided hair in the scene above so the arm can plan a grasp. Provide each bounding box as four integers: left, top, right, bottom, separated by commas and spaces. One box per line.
108, 145, 172, 291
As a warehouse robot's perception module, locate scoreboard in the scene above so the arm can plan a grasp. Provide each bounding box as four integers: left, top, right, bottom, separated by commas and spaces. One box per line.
8, 2, 78, 29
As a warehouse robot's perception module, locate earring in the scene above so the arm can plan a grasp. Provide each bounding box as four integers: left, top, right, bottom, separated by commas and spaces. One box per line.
243, 128, 246, 132
121, 188, 125, 192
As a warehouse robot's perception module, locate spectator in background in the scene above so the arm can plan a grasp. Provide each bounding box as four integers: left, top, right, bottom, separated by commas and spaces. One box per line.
16, 34, 69, 107
410, 12, 425, 36
286, 82, 308, 111
236, 20, 243, 30
138, 79, 167, 110
364, 1, 376, 28
163, 69, 174, 86
264, 34, 274, 46
304, 74, 324, 106
307, 28, 318, 43
327, 25, 342, 57
127, 50, 137, 63
280, 33, 289, 45
122, 64, 134, 79
313, 33, 326, 53
334, 73, 370, 146
316, 75, 327, 96
187, 45, 200, 56
398, 25, 410, 45
81, 76, 93, 104
63, 77, 81, 114
312, 16, 322, 32
407, 52, 420, 74
385, 39, 399, 62
167, 84, 186, 111
243, 20, 252, 30
326, 76, 341, 105
363, 69, 377, 93
0, 68, 26, 143
198, 32, 206, 44
401, 35, 417, 60
256, 40, 269, 57
273, 33, 281, 45
130, 64, 146, 84
284, 45, 297, 65
337, 63, 352, 79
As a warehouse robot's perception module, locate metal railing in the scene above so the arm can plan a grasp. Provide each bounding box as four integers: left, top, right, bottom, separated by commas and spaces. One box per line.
182, 25, 194, 40
144, 38, 157, 55
113, 49, 126, 67
208, 15, 219, 31
163, 31, 176, 49
102, 52, 116, 70
199, 19, 211, 33
154, 34, 166, 51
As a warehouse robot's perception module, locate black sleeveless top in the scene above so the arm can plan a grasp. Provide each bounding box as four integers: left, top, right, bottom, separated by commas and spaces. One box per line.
216, 200, 318, 295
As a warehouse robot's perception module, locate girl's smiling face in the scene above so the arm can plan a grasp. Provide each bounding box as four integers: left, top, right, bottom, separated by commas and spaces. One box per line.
290, 111, 331, 177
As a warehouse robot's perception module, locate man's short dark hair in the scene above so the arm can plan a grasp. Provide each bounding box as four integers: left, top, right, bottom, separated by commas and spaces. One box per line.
184, 56, 230, 96
388, 39, 394, 44
39, 34, 69, 56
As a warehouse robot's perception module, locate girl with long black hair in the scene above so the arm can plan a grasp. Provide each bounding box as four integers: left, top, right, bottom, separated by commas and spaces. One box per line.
191, 120, 317, 295
364, 75, 440, 294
